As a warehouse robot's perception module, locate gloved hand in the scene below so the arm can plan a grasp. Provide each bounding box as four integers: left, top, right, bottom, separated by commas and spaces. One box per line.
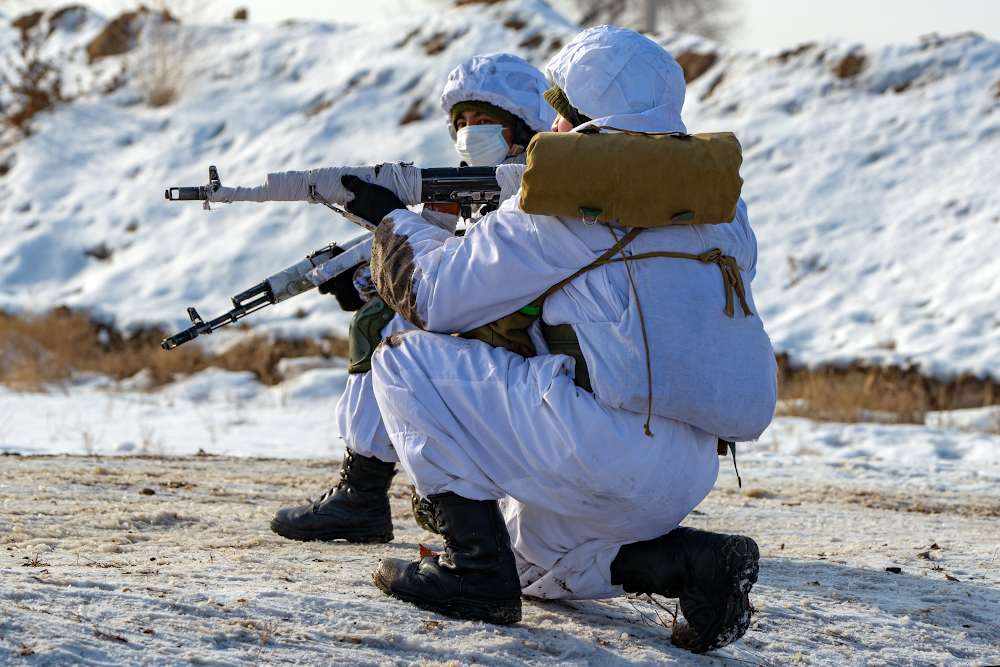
341, 175, 405, 225
318, 260, 365, 311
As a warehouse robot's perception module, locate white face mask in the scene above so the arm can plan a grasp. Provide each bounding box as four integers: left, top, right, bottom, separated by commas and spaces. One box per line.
455, 124, 510, 167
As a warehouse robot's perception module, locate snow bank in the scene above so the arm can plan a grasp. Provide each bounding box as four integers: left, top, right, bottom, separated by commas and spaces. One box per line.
2, 4, 1000, 380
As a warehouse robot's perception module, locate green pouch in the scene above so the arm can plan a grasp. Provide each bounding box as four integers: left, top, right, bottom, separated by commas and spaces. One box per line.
459, 309, 539, 359
541, 322, 592, 392
348, 296, 395, 374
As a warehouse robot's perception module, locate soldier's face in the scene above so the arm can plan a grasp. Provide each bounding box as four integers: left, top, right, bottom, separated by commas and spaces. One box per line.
455, 110, 514, 147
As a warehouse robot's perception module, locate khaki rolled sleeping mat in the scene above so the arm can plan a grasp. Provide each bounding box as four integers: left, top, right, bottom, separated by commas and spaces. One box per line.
518, 127, 743, 228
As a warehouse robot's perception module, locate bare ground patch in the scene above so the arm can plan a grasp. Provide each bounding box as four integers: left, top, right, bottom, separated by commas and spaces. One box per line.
1, 454, 998, 665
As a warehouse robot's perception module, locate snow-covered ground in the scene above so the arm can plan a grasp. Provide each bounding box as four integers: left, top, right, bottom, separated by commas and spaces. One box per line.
2, 453, 998, 666
3, 365, 996, 665
2, 364, 999, 465
0, 364, 351, 459
1, 2, 999, 378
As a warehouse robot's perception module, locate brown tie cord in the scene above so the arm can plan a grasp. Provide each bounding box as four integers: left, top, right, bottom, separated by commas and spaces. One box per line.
603, 222, 655, 438
592, 249, 754, 319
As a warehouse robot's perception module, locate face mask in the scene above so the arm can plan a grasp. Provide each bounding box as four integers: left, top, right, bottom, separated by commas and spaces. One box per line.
455, 124, 510, 167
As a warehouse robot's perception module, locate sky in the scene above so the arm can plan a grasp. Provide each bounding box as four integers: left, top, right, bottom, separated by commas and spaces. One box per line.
3, 0, 999, 52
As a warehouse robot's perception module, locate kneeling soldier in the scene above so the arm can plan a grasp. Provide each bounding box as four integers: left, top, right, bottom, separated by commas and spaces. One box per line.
268, 53, 555, 544
343, 27, 777, 653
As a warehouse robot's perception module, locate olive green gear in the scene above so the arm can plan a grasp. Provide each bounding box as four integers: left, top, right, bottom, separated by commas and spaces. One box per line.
410, 485, 441, 535
348, 295, 395, 374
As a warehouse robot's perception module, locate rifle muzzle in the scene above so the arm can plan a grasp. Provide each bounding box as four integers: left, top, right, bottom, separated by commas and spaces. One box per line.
165, 187, 209, 201
161, 327, 198, 349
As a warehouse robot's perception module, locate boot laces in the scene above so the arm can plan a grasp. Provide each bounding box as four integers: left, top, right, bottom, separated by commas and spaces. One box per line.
314, 454, 355, 506
315, 485, 340, 504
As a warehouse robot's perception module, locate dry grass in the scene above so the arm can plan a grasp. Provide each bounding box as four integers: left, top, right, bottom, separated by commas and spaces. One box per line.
134, 11, 186, 108
422, 31, 452, 56
86, 4, 203, 107
3, 310, 996, 426
776, 353, 999, 424
252, 620, 280, 667
518, 34, 544, 49
400, 98, 425, 125
773, 43, 816, 64
835, 52, 866, 79
0, 16, 69, 145
0, 308, 348, 391
86, 11, 143, 63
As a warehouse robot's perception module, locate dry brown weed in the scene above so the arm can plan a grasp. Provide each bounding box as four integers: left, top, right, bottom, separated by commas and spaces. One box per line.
776, 353, 999, 424
0, 308, 348, 391
252, 619, 280, 667
86, 11, 143, 62
674, 51, 717, 83
835, 52, 866, 79
134, 13, 186, 107
0, 18, 69, 144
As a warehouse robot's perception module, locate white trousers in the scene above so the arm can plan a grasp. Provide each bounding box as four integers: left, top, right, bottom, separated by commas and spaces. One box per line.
371, 331, 719, 600
336, 372, 399, 463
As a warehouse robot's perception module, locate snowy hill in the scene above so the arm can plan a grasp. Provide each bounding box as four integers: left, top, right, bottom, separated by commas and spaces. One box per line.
1, 3, 1000, 380
0, 0, 579, 341
667, 32, 1000, 379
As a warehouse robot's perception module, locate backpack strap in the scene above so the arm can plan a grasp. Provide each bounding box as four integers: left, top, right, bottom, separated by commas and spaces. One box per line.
528, 227, 646, 308
584, 248, 754, 319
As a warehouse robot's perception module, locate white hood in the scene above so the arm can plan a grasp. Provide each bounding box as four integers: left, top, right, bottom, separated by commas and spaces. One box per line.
440, 53, 556, 141
546, 25, 687, 134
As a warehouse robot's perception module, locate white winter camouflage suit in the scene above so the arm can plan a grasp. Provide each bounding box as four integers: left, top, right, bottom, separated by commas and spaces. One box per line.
367, 27, 777, 600
335, 53, 556, 463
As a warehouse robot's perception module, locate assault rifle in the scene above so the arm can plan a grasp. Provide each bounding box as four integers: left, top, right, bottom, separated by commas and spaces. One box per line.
160, 164, 516, 350
164, 164, 504, 221
160, 233, 372, 349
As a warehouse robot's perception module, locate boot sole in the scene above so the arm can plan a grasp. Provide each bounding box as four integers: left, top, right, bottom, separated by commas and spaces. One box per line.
672, 535, 760, 653
269, 518, 393, 544
372, 566, 521, 625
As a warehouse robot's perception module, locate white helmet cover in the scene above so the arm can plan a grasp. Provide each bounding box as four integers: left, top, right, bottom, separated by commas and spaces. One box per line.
545, 25, 686, 128
440, 53, 557, 141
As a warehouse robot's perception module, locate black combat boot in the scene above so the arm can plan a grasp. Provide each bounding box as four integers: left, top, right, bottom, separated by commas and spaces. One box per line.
269, 448, 397, 543
373, 492, 521, 624
610, 527, 760, 653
